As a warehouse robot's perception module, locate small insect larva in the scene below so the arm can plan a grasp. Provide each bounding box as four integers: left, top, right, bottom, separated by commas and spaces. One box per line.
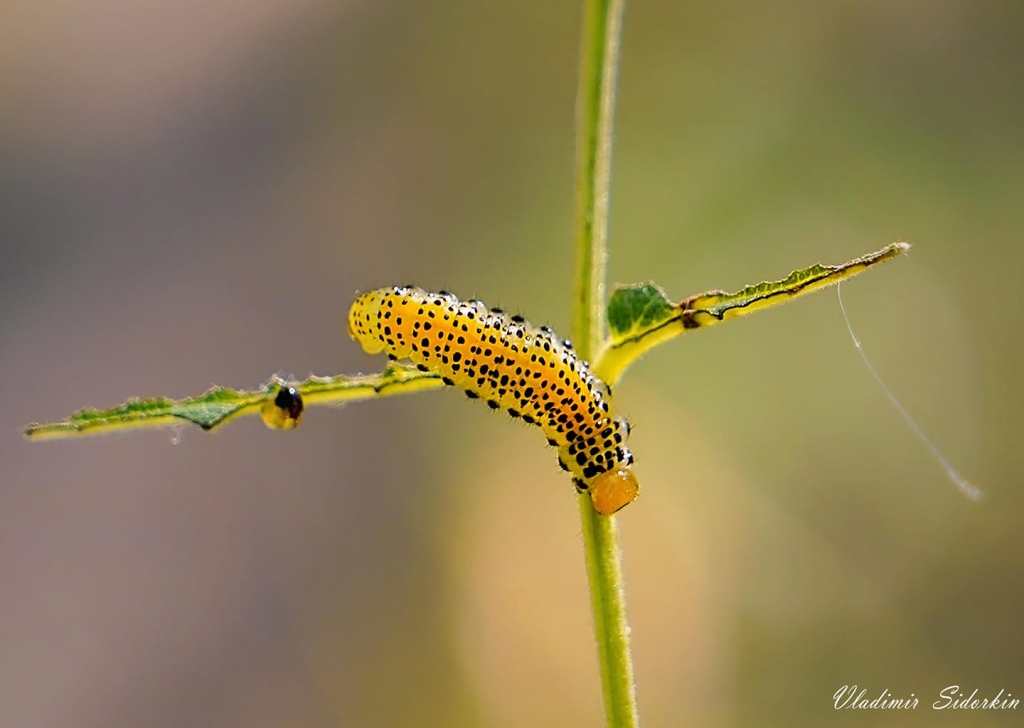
261, 384, 304, 430
348, 286, 639, 515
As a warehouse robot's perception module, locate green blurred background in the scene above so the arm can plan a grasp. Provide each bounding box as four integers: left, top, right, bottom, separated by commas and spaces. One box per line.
2, 1, 1022, 726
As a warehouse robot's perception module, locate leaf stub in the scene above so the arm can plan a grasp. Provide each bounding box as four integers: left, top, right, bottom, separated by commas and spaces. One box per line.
606, 282, 675, 340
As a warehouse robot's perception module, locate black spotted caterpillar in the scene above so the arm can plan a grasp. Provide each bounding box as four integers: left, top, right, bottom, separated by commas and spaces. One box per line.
347, 286, 638, 515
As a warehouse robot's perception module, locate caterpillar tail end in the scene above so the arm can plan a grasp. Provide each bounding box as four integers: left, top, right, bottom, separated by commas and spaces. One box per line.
348, 292, 388, 354
589, 469, 640, 516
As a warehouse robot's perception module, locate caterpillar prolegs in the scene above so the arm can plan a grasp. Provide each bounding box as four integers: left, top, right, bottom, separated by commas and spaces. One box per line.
347, 286, 639, 515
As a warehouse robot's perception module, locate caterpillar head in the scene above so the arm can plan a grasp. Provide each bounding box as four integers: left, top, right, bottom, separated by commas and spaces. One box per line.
261, 384, 304, 430
589, 468, 640, 515
348, 292, 387, 354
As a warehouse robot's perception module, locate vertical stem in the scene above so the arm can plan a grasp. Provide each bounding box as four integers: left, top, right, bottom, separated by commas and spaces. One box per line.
573, 0, 625, 358
577, 498, 638, 728
571, 2, 638, 728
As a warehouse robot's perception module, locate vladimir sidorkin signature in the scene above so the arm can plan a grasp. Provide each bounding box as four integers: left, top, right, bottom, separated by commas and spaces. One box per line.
834, 685, 1019, 711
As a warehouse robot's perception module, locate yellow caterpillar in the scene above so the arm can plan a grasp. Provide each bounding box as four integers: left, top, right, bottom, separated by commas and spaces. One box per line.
347, 286, 639, 515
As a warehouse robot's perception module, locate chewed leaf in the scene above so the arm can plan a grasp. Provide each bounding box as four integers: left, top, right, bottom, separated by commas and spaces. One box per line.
595, 242, 909, 384
23, 364, 442, 440
680, 243, 910, 325
23, 390, 265, 440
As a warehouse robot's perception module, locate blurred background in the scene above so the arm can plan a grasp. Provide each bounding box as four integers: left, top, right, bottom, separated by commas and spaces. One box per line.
2, 1, 1022, 726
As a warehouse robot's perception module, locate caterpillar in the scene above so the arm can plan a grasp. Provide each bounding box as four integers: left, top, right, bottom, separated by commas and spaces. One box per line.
348, 286, 639, 515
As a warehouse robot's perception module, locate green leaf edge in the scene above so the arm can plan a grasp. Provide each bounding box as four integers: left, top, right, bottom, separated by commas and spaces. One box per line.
23, 363, 442, 440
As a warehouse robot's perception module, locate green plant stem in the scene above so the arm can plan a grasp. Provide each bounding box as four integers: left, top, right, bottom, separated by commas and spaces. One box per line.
571, 1, 639, 727
573, 0, 625, 358
577, 497, 638, 727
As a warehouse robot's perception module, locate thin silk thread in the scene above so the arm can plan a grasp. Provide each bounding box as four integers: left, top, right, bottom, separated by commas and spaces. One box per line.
837, 283, 982, 501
